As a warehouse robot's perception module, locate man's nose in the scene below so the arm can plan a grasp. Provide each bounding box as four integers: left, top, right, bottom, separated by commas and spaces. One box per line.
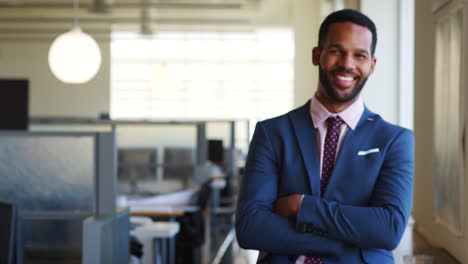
338, 54, 355, 70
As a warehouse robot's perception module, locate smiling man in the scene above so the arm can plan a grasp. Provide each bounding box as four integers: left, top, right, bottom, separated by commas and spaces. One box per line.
235, 9, 414, 264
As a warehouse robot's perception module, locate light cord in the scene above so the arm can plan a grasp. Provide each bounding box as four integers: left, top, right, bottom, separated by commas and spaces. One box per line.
73, 0, 79, 29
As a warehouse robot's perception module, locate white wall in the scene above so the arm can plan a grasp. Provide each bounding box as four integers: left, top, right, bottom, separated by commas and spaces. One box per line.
292, 0, 322, 107
360, 0, 399, 124
0, 35, 110, 118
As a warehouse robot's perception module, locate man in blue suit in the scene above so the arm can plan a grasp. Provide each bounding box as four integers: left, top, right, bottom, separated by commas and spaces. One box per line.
235, 9, 414, 264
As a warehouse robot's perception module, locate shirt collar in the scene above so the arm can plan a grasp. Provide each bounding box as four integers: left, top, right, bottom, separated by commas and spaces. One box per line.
309, 95, 364, 130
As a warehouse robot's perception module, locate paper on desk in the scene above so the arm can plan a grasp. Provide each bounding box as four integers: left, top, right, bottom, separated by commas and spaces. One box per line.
126, 189, 197, 206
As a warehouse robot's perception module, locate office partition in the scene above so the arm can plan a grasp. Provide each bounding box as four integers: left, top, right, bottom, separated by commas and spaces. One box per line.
82, 208, 130, 264
0, 131, 118, 263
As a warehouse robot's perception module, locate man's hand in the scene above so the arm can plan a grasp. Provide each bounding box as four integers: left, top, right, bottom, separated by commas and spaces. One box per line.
273, 194, 303, 218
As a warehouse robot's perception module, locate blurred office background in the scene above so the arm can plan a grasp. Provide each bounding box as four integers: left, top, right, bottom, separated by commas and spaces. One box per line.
0, 0, 467, 263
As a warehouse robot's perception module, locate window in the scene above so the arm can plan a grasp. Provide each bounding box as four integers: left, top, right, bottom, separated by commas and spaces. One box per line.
433, 4, 465, 236
110, 30, 294, 120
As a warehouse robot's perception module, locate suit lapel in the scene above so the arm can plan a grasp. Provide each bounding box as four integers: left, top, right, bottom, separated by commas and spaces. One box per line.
289, 101, 321, 196
325, 107, 375, 195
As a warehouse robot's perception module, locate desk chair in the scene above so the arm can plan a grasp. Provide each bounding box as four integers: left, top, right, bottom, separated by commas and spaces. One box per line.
175, 179, 212, 264
0, 201, 16, 264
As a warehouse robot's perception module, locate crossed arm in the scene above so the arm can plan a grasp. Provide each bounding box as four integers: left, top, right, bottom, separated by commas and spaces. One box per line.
235, 122, 414, 255
235, 122, 346, 256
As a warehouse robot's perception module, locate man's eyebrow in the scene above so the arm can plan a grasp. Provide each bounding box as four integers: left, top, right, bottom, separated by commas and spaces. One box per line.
325, 44, 371, 56
327, 44, 343, 49
356, 48, 370, 55
327, 44, 369, 53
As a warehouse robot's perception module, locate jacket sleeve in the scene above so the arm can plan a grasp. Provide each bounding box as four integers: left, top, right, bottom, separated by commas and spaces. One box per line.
235, 122, 345, 256
295, 129, 414, 250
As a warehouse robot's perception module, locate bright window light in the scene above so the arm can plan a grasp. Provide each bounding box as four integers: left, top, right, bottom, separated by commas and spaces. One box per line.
110, 30, 294, 120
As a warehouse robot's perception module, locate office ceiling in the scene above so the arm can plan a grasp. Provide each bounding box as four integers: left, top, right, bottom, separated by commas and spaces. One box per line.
0, 0, 291, 38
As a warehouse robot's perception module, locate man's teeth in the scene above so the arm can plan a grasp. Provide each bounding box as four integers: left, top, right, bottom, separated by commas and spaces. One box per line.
336, 75, 353, 81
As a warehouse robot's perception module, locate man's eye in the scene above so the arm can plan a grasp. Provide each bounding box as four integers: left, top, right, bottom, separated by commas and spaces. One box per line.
356, 54, 367, 59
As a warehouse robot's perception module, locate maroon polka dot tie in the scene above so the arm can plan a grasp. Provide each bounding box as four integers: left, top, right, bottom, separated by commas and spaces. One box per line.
320, 116, 344, 196
304, 116, 343, 264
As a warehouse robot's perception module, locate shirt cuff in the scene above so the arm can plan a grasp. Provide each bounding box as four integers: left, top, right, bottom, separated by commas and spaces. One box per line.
297, 194, 305, 218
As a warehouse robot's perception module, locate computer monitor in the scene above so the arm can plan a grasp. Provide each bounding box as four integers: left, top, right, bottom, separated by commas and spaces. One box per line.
118, 148, 158, 182
163, 147, 194, 187
0, 79, 29, 130
0, 201, 16, 264
208, 139, 224, 165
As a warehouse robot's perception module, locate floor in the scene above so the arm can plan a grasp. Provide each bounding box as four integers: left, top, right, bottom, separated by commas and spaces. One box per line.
412, 230, 460, 264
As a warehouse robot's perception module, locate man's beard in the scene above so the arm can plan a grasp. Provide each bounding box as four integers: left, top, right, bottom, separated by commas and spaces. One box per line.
318, 65, 368, 103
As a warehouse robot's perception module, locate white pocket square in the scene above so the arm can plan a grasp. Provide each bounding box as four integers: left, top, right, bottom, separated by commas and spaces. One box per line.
358, 148, 379, 156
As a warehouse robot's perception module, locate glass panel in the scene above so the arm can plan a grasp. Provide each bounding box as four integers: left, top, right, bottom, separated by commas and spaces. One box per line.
21, 218, 84, 246
0, 135, 95, 215
434, 8, 464, 236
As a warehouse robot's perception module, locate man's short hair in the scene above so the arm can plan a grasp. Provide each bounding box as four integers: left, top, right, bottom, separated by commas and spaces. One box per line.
318, 9, 377, 56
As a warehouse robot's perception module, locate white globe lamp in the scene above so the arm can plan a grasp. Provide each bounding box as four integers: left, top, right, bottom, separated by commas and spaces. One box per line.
48, 26, 102, 84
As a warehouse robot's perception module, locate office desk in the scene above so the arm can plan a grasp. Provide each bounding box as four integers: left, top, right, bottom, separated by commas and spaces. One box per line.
129, 204, 199, 219
124, 189, 199, 220
124, 179, 229, 263
132, 222, 180, 264
125, 193, 201, 264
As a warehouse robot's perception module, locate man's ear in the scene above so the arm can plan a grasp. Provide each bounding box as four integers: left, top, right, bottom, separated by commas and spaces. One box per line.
369, 56, 377, 74
312, 47, 320, 66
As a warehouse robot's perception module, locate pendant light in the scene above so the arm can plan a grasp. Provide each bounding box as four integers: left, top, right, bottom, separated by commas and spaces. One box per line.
48, 0, 102, 84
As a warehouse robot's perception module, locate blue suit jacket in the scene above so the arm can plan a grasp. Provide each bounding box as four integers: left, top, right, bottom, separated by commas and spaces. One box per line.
235, 101, 414, 264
